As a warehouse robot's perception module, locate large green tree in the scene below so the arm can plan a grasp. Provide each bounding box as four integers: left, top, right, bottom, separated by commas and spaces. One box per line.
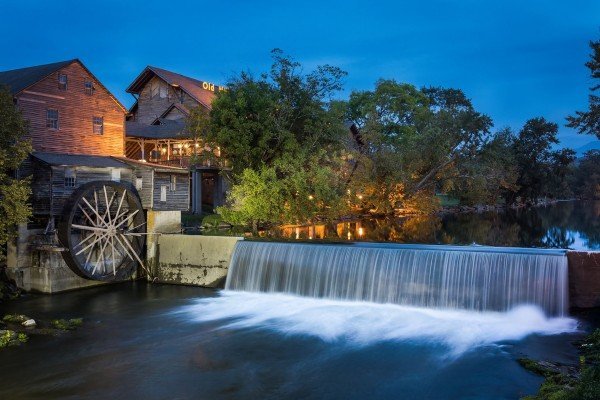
199, 50, 350, 227
571, 150, 600, 200
512, 117, 575, 202
346, 80, 493, 213
567, 38, 600, 138
0, 87, 31, 263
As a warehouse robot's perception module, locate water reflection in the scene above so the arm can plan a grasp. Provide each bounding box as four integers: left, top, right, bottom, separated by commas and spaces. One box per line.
273, 201, 600, 251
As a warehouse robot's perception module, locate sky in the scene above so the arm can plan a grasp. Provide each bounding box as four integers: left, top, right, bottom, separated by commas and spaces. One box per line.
0, 0, 599, 150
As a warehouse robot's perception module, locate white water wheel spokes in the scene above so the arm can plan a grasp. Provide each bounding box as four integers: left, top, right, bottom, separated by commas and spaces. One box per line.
59, 181, 146, 281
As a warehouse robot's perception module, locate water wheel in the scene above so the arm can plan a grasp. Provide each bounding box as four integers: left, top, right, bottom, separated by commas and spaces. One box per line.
58, 181, 146, 281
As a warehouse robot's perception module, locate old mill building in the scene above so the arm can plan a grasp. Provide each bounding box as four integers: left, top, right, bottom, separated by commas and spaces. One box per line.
124, 66, 229, 214
0, 59, 225, 292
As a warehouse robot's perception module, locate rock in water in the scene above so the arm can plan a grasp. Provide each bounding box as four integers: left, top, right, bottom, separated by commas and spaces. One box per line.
22, 319, 36, 327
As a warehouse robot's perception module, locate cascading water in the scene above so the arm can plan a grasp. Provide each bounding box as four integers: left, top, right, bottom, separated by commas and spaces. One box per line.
225, 241, 569, 316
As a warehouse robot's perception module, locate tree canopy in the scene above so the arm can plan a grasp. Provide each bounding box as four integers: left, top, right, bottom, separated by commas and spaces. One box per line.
0, 87, 31, 262
567, 38, 600, 139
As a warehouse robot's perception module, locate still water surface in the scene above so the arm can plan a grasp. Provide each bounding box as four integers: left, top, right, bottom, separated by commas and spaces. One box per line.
0, 283, 593, 400
270, 201, 600, 251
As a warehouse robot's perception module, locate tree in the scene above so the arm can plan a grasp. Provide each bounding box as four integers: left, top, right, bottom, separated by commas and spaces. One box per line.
206, 49, 348, 179
449, 128, 519, 205
571, 150, 600, 199
567, 38, 600, 139
0, 87, 31, 263
205, 50, 350, 226
512, 117, 575, 202
346, 80, 493, 213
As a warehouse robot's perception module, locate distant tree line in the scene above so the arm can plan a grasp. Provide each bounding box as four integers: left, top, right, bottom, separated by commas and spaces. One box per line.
189, 39, 600, 229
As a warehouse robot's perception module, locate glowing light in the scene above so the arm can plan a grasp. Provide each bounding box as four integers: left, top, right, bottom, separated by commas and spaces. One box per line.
308, 195, 314, 200
358, 227, 364, 237
357, 194, 363, 200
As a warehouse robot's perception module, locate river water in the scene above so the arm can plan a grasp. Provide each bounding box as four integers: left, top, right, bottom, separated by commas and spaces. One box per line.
0, 283, 594, 400
273, 200, 600, 251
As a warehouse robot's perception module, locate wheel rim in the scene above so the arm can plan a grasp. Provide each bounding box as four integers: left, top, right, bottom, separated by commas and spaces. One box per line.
59, 181, 146, 281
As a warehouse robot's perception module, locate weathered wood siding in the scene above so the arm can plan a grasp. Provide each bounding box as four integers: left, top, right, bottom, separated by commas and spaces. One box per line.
15, 61, 125, 156
47, 166, 133, 215
131, 76, 200, 124
129, 165, 154, 209
152, 172, 189, 211
31, 162, 52, 216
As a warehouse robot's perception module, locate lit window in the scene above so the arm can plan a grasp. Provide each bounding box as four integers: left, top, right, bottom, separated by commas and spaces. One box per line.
160, 185, 167, 202
93, 116, 103, 134
64, 168, 76, 188
46, 109, 59, 129
58, 74, 68, 90
170, 175, 177, 191
84, 80, 94, 95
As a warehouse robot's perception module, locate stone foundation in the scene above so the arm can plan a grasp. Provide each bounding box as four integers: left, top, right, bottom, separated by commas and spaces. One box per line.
6, 224, 107, 293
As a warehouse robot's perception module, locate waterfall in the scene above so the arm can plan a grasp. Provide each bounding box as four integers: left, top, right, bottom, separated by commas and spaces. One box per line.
225, 241, 569, 316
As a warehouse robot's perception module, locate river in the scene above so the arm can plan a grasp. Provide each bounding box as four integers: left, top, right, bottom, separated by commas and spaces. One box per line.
0, 283, 595, 400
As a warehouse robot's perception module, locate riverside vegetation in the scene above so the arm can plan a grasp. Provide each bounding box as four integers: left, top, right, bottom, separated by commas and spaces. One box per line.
186, 38, 600, 233
520, 328, 600, 400
0, 313, 84, 349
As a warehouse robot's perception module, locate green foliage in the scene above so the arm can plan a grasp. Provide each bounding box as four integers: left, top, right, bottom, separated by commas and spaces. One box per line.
0, 329, 26, 348
567, 38, 600, 139
346, 80, 495, 212
206, 49, 348, 178
512, 118, 576, 202
206, 50, 349, 227
521, 329, 600, 400
51, 318, 83, 330
571, 150, 600, 199
2, 314, 29, 323
0, 86, 32, 263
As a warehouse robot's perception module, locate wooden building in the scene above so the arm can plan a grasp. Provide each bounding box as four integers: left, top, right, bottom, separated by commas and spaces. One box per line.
0, 59, 190, 288
124, 66, 229, 213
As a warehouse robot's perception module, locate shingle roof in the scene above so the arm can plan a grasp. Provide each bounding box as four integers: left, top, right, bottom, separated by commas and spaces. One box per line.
0, 59, 127, 112
125, 121, 191, 140
126, 66, 220, 109
32, 152, 131, 169
0, 59, 76, 94
113, 157, 189, 174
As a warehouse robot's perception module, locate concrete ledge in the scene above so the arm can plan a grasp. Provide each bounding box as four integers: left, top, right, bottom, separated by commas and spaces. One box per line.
154, 235, 243, 287
568, 251, 600, 309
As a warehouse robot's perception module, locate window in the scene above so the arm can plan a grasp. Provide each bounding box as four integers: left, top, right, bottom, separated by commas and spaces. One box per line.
170, 175, 177, 191
159, 84, 168, 98
150, 81, 159, 98
84, 80, 94, 95
135, 177, 143, 190
58, 74, 68, 90
111, 168, 121, 182
64, 168, 76, 188
46, 109, 59, 129
160, 185, 167, 202
93, 116, 103, 134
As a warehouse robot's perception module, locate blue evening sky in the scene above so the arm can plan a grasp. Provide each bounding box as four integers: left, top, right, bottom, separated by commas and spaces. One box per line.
1, 0, 599, 150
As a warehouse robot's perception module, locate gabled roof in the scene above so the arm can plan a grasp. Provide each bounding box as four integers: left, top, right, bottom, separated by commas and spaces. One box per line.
125, 120, 191, 140
0, 59, 127, 112
126, 66, 220, 109
150, 103, 190, 125
0, 60, 75, 94
32, 152, 131, 169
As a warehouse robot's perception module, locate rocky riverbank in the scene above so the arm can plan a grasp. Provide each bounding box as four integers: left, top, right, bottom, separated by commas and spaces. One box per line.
520, 328, 600, 399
